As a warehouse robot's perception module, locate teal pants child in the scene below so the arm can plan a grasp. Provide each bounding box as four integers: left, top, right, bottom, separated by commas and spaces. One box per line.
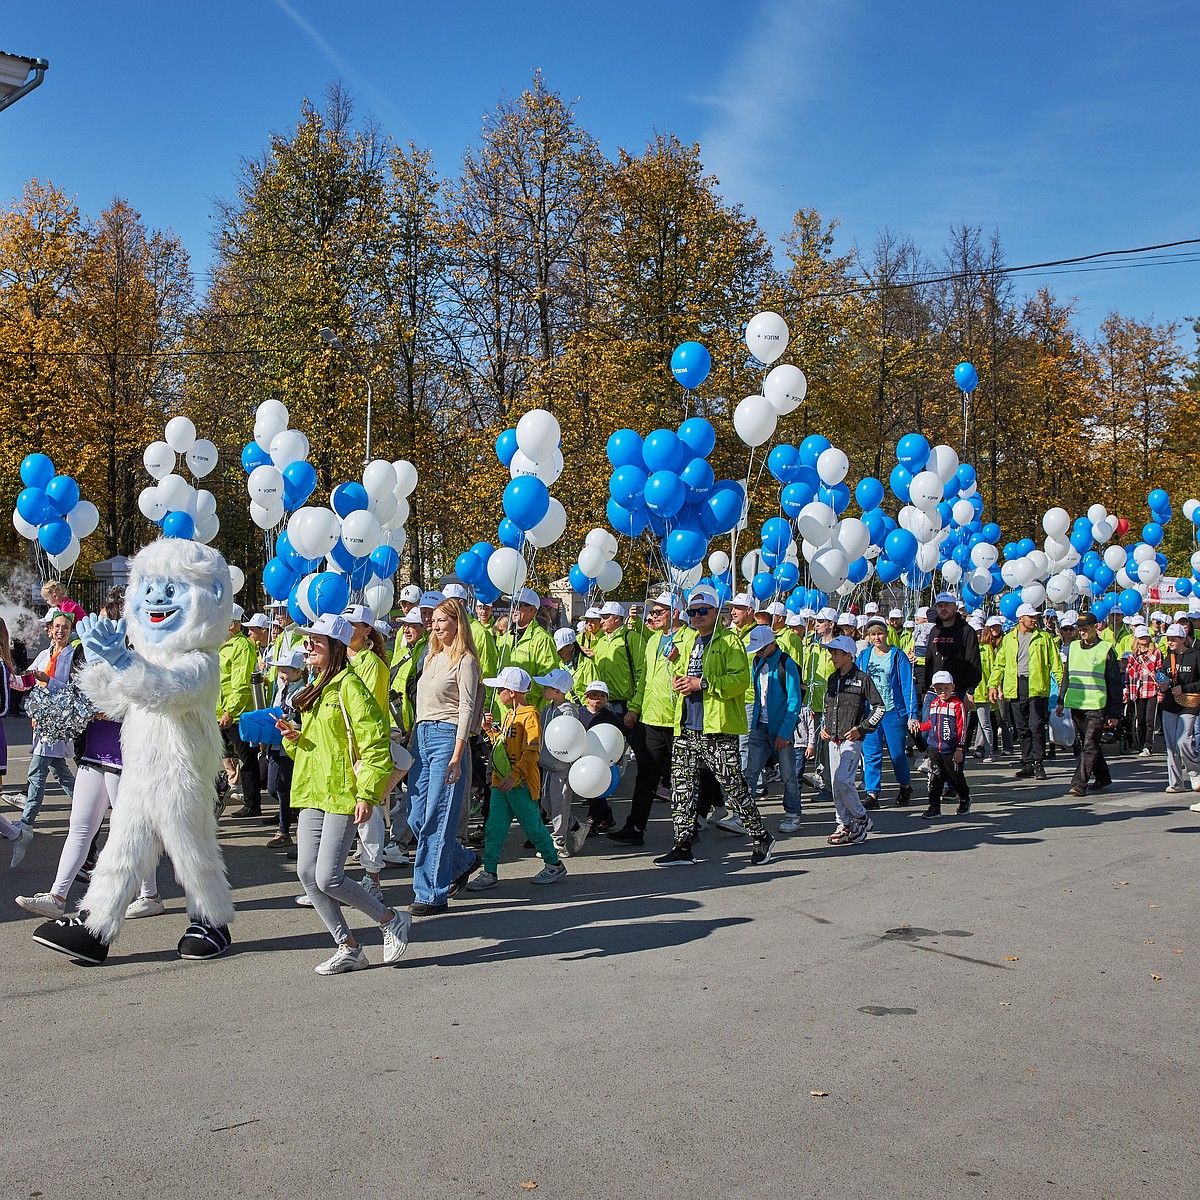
482, 784, 561, 874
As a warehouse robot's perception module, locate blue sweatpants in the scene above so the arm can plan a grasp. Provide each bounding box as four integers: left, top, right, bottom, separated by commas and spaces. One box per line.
862, 707, 911, 795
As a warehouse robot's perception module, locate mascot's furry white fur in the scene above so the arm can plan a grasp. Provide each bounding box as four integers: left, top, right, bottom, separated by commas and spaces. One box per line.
33, 538, 236, 965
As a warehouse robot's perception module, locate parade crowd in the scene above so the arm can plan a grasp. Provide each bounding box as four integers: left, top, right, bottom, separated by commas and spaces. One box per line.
4, 575, 1200, 974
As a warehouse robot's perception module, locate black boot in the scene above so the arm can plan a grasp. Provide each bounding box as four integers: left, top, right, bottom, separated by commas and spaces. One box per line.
32, 915, 110, 965
177, 920, 232, 960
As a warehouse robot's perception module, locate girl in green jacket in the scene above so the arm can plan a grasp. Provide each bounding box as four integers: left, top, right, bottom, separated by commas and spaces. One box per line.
279, 614, 410, 975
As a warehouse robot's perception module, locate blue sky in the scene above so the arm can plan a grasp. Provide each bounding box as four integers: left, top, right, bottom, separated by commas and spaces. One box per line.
2, 0, 1197, 342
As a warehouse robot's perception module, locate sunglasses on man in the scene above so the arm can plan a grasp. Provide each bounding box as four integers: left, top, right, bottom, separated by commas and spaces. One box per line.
688, 606, 711, 617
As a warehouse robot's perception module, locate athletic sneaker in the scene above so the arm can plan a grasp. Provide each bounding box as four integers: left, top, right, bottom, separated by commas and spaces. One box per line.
653, 845, 695, 866
846, 820, 869, 844
9, 825, 33, 868
16, 891, 65, 919
467, 870, 498, 891
531, 862, 567, 884
315, 944, 368, 975
750, 836, 775, 865
569, 822, 590, 854
360, 876, 385, 902
921, 806, 942, 819
381, 910, 411, 964
607, 825, 644, 846
1139, 747, 1152, 758
779, 814, 804, 834
714, 813, 747, 835
1190, 801, 1200, 813
177, 921, 231, 959
295, 893, 314, 906
124, 895, 166, 919
382, 841, 410, 866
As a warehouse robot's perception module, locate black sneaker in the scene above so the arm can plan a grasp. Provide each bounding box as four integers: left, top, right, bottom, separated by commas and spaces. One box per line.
921, 806, 942, 820
32, 915, 109, 965
448, 852, 482, 898
1014, 766, 1034, 779
956, 799, 972, 815
608, 826, 645, 846
1032, 764, 1047, 780
653, 844, 695, 866
409, 901, 449, 916
895, 787, 913, 807
750, 836, 775, 865
177, 921, 232, 960
863, 793, 881, 810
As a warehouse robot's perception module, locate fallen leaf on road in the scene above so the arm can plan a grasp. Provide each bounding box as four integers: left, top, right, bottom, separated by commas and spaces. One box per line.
1112, 881, 1129, 887
521, 1183, 538, 1191
810, 1090, 828, 1097
1151, 975, 1162, 981
1004, 956, 1019, 961
1145, 939, 1155, 944
1062, 889, 1072, 893
1175, 950, 1183, 955
1149, 904, 1159, 909
432, 1056, 442, 1061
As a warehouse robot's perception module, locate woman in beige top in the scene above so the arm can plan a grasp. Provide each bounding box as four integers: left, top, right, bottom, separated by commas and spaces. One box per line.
408, 599, 484, 913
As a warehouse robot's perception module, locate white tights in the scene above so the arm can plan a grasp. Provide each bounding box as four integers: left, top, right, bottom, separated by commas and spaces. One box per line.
51, 767, 158, 902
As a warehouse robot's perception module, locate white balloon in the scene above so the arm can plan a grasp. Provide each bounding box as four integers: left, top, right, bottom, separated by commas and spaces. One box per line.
185, 439, 218, 478
578, 544, 607, 578
1133, 542, 1155, 564
290, 507, 341, 559
47, 535, 80, 571
296, 572, 321, 622
229, 565, 245, 594
733, 394, 777, 448
763, 363, 807, 414
916, 542, 940, 572
256, 398, 289, 436
816, 447, 849, 487
364, 581, 394, 618
392, 460, 418, 498
810, 546, 848, 593
950, 499, 974, 526
1140, 561, 1162, 586
1045, 573, 1074, 604
832, 517, 869, 562
741, 550, 764, 582
1086, 503, 1108, 524
671, 565, 704, 591
1103, 545, 1126, 571
388, 527, 408, 555
1092, 519, 1113, 544
515, 409, 561, 463
586, 724, 626, 767
1042, 507, 1071, 538
595, 559, 624, 593
194, 514, 219, 544
942, 561, 963, 585
969, 567, 993, 594
143, 441, 174, 480
362, 459, 397, 500
909, 470, 943, 511
545, 715, 588, 764
1021, 583, 1046, 607
708, 550, 730, 574
526, 498, 567, 549
66, 500, 99, 540
584, 528, 619, 558
927, 444, 960, 484
959, 482, 977, 498
509, 449, 540, 479
999, 560, 1022, 588
745, 311, 789, 364
163, 416, 196, 454
157, 473, 191, 511
1184, 499, 1199, 522
270, 429, 309, 469
1045, 536, 1071, 559
910, 509, 941, 544
970, 543, 998, 569
340, 509, 384, 557
138, 485, 167, 523
193, 490, 217, 521
568, 753, 613, 799
797, 502, 837, 547
13, 507, 38, 540
369, 491, 398, 528
247, 464, 284, 507
1025, 550, 1048, 579
250, 500, 282, 530
535, 447, 565, 487
487, 547, 527, 594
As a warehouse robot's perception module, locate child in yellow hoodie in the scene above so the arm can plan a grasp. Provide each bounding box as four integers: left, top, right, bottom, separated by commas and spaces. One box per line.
467, 666, 567, 890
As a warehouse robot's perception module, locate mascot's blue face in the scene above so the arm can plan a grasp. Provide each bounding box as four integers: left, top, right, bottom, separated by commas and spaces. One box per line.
128, 574, 201, 645
123, 538, 233, 657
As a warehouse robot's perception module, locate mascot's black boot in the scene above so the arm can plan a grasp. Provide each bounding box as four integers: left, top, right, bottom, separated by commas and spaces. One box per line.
178, 920, 231, 960
32, 916, 110, 965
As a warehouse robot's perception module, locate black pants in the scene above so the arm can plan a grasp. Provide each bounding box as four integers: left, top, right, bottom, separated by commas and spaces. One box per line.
1133, 696, 1158, 752
928, 751, 969, 805
222, 725, 262, 812
266, 748, 294, 833
1070, 710, 1111, 791
1012, 679, 1048, 766
624, 723, 673, 833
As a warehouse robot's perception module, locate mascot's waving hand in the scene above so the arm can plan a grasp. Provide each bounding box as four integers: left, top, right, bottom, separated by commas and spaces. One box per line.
33, 539, 236, 965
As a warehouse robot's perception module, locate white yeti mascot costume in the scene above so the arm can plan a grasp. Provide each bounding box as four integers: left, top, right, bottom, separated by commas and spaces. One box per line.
33, 538, 236, 965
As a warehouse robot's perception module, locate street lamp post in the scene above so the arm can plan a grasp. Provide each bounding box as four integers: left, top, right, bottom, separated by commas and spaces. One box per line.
0, 51, 48, 115
319, 327, 373, 465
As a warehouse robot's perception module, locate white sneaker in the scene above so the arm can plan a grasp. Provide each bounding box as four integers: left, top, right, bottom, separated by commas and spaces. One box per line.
1191, 801, 1200, 813
779, 814, 804, 834
568, 822, 589, 854
382, 841, 410, 866
314, 944, 368, 975
715, 813, 747, 834
381, 911, 411, 964
295, 893, 314, 906
16, 891, 64, 919
360, 875, 385, 902
531, 861, 567, 884
1190, 774, 1200, 792
467, 870, 498, 891
1140, 747, 1152, 758
124, 895, 166, 919
9, 825, 33, 868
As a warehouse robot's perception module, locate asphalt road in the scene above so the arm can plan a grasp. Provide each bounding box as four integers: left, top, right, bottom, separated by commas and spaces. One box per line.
2, 719, 1196, 1200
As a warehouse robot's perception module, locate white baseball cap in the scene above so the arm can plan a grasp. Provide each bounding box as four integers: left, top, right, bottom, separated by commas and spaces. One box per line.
341, 604, 374, 626
419, 590, 445, 608
399, 584, 421, 604
599, 601, 625, 618
1133, 625, 1151, 639
583, 679, 610, 696
301, 613, 353, 646
242, 612, 270, 630
400, 610, 425, 627
931, 670, 954, 686
798, 607, 816, 620
373, 620, 392, 637
785, 611, 804, 627
835, 612, 857, 627
1016, 603, 1038, 618
230, 604, 245, 623
968, 614, 984, 630
888, 608, 903, 619
1166, 623, 1187, 637
443, 583, 468, 600
746, 626, 777, 654
651, 592, 681, 611
730, 592, 753, 608
765, 602, 786, 618
484, 665, 532, 691
514, 587, 541, 607
934, 591, 957, 604
687, 586, 720, 609
864, 614, 888, 631
533, 667, 575, 693
986, 615, 1004, 628
267, 647, 306, 670
1059, 612, 1078, 628
583, 607, 603, 619
1122, 613, 1141, 625
816, 606, 838, 622
864, 602, 879, 614
553, 627, 578, 649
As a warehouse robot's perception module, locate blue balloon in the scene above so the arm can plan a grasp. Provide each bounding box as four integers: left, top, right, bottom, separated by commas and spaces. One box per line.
642, 429, 685, 474
1117, 588, 1143, 616
1147, 489, 1170, 511
45, 475, 80, 517
609, 464, 648, 507
309, 571, 351, 617
1142, 522, 1164, 547
847, 557, 870, 585
855, 477, 884, 511
875, 557, 903, 584
242, 441, 271, 474
162, 511, 195, 541
1070, 527, 1093, 552
495, 428, 518, 467
761, 517, 792, 555
346, 559, 374, 590
768, 444, 802, 484
474, 580, 501, 605
1016, 538, 1035, 557
331, 481, 369, 518
889, 464, 912, 503
606, 428, 643, 469
673, 503, 705, 533
785, 590, 805, 613
760, 547, 780, 571
502, 476, 550, 530
680, 458, 715, 500
328, 539, 363, 574
956, 463, 977, 490
981, 522, 1001, 544
954, 362, 979, 393
282, 460, 317, 510
670, 341, 711, 389
569, 564, 594, 594
798, 435, 831, 468
895, 433, 930, 472
1177, 578, 1193, 597
16, 487, 55, 527
1126, 560, 1141, 583
1092, 563, 1115, 590
678, 417, 716, 459
644, 470, 686, 518
863, 507, 889, 545
287, 591, 308, 628
600, 764, 622, 800
664, 529, 707, 570
751, 571, 776, 600
820, 482, 851, 515
470, 541, 494, 563
998, 591, 1022, 619
774, 561, 799, 591
498, 518, 525, 549
263, 556, 299, 601
936, 501, 953, 527
781, 481, 815, 518
607, 497, 648, 538
884, 528, 918, 566
38, 518, 72, 554
455, 551, 484, 587
19, 453, 55, 490
703, 481, 744, 536
370, 545, 400, 579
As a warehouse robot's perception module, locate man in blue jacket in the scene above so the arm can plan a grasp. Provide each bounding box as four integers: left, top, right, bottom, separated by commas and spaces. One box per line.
738, 625, 804, 834
857, 615, 919, 807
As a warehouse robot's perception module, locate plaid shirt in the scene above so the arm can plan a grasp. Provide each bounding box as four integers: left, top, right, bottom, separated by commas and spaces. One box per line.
1124, 647, 1162, 702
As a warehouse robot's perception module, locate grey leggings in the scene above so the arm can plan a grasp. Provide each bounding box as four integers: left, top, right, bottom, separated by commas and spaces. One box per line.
296, 807, 390, 946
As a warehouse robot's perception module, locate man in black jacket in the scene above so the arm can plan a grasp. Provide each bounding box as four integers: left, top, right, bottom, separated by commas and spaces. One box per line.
922, 593, 983, 700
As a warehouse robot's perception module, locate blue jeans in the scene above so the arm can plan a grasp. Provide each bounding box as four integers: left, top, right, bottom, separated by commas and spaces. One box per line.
744, 725, 800, 814
862, 708, 911, 796
23, 753, 75, 827
409, 721, 475, 905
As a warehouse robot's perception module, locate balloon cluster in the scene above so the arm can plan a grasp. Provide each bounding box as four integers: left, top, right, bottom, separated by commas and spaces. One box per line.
241, 399, 314, 531
14, 454, 99, 574
543, 711, 625, 800
139, 417, 221, 542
